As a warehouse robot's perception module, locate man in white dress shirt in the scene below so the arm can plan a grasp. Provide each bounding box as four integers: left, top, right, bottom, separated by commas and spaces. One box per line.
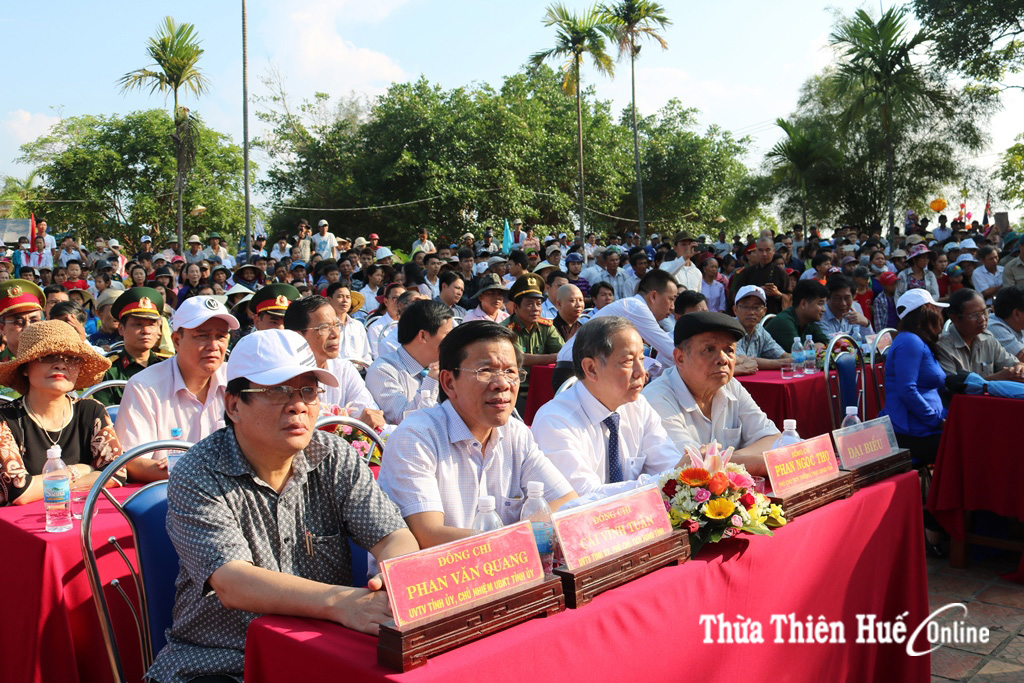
365, 299, 453, 423
118, 296, 238, 479
379, 321, 576, 548
284, 296, 384, 428
659, 232, 702, 292
643, 312, 777, 476
532, 317, 690, 497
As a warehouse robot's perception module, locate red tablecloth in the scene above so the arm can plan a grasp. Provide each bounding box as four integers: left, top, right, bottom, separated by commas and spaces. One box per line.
928, 394, 1023, 541
246, 472, 928, 683
522, 364, 555, 425
0, 484, 145, 683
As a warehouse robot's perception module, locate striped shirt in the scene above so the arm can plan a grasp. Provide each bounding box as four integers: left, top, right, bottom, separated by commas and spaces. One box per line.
365, 346, 439, 424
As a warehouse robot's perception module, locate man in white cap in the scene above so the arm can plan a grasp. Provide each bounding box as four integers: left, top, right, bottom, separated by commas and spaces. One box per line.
147, 329, 417, 683
312, 219, 338, 259
118, 296, 239, 480
732, 285, 791, 369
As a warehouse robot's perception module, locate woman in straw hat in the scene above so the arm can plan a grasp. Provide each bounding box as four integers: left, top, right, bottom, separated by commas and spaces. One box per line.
326, 282, 372, 365
0, 321, 123, 505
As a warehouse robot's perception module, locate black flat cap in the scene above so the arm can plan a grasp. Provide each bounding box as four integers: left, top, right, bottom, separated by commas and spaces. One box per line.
674, 311, 746, 346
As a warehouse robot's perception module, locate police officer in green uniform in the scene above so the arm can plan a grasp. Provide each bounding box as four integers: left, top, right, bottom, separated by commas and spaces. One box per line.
94, 287, 171, 405
0, 279, 46, 363
248, 282, 301, 331
504, 273, 564, 415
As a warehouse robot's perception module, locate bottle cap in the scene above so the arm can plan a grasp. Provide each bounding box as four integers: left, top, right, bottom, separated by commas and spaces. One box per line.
477, 495, 496, 512
170, 427, 183, 438
783, 419, 797, 431
46, 445, 62, 459
846, 406, 858, 415
793, 337, 801, 343
527, 481, 544, 495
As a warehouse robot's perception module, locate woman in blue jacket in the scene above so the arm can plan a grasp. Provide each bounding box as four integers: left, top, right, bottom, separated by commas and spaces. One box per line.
880, 288, 948, 555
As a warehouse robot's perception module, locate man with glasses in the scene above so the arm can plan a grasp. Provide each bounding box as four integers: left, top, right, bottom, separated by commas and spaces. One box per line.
0, 279, 45, 361
936, 288, 1024, 381
117, 296, 239, 480
732, 285, 791, 369
380, 321, 576, 548
366, 300, 454, 424
147, 328, 417, 683
284, 296, 384, 429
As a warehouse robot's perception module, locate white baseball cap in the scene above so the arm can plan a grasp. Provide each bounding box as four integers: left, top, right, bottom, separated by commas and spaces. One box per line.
895, 289, 948, 319
227, 329, 338, 387
735, 285, 766, 305
107, 239, 120, 248
959, 238, 978, 250
171, 296, 241, 331
375, 247, 394, 261
955, 253, 978, 265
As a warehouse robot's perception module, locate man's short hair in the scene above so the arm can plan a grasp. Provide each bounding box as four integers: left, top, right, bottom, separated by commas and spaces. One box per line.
674, 290, 707, 315
571, 316, 635, 379
439, 270, 463, 288
978, 245, 997, 261
545, 270, 569, 286
590, 281, 615, 299
50, 300, 87, 325
283, 295, 331, 332
438, 320, 523, 392
423, 252, 442, 265
397, 299, 453, 345
66, 259, 81, 268
629, 250, 649, 267
994, 286, 1024, 320
457, 248, 475, 261
636, 268, 675, 295
792, 279, 828, 307
826, 274, 855, 296
43, 284, 68, 296
811, 253, 831, 268
507, 250, 528, 268
949, 287, 982, 316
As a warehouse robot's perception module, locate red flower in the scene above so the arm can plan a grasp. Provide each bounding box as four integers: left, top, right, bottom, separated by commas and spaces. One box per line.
685, 519, 700, 534
663, 480, 678, 497
722, 527, 739, 538
740, 493, 756, 509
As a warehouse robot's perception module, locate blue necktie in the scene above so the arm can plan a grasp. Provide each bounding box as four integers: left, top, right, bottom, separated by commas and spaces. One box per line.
604, 412, 622, 483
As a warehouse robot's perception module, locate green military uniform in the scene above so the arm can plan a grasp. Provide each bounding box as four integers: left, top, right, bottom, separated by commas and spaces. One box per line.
93, 287, 167, 406
504, 273, 564, 414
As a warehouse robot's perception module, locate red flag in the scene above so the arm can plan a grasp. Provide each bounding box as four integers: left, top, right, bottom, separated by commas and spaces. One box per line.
29, 212, 36, 245
983, 195, 991, 226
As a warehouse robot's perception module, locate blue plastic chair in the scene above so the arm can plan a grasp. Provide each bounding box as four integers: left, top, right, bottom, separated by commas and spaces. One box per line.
823, 334, 867, 429
81, 440, 192, 683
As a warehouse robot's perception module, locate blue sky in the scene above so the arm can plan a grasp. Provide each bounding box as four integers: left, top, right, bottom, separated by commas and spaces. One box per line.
2, 0, 1020, 220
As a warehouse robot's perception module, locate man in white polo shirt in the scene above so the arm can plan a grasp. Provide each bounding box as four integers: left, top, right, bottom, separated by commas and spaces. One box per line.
117, 296, 238, 480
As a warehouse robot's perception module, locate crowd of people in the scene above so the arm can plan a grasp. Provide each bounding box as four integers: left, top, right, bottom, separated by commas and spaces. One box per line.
1, 213, 1023, 682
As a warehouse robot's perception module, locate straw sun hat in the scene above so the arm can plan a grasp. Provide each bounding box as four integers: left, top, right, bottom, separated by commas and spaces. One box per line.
0, 320, 111, 394
349, 291, 365, 313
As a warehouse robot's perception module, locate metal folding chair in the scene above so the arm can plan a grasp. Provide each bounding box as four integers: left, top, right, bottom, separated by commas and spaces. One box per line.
555, 375, 578, 395
345, 358, 371, 372
868, 328, 896, 411
79, 379, 129, 400
757, 313, 776, 329
823, 334, 867, 430
81, 439, 193, 683
103, 342, 125, 357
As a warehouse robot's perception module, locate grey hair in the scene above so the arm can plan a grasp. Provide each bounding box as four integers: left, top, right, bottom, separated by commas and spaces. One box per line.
572, 316, 637, 378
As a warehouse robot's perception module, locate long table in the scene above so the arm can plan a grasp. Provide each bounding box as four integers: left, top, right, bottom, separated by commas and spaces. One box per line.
245, 472, 929, 683
0, 485, 144, 683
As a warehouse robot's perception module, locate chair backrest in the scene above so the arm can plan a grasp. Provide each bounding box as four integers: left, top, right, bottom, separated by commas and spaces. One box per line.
79, 379, 129, 400
555, 375, 578, 395
103, 342, 125, 357
314, 415, 385, 460
378, 320, 398, 343
345, 357, 370, 371
869, 328, 897, 411
106, 405, 119, 424
823, 334, 866, 429
757, 313, 776, 329
81, 439, 193, 683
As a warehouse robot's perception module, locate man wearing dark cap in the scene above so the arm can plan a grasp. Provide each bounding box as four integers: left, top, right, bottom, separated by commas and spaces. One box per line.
0, 279, 45, 361
505, 273, 564, 413
248, 283, 301, 331
94, 287, 169, 405
463, 273, 509, 323
643, 312, 778, 475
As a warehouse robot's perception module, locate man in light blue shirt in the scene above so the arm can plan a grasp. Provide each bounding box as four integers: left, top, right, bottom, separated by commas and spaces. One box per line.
819, 274, 872, 339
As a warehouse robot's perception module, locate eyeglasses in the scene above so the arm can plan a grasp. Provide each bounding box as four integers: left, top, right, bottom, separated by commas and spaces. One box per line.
240, 386, 325, 405
455, 367, 527, 384
37, 353, 84, 369
303, 321, 343, 336
735, 303, 766, 312
2, 316, 42, 329
958, 311, 988, 322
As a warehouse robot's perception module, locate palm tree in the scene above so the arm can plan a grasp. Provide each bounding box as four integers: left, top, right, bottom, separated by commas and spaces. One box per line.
766, 118, 835, 230
119, 16, 210, 249
0, 171, 43, 219
532, 3, 615, 235
829, 7, 948, 239
601, 0, 670, 241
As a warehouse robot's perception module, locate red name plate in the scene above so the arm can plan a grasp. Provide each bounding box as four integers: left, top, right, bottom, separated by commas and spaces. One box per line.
551, 485, 673, 571
764, 434, 840, 497
833, 417, 897, 468
380, 521, 544, 629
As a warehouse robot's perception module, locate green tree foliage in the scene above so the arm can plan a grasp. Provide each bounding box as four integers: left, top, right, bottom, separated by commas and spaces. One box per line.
998, 135, 1024, 206
911, 0, 1024, 89
766, 118, 837, 231
0, 171, 46, 219
19, 109, 244, 250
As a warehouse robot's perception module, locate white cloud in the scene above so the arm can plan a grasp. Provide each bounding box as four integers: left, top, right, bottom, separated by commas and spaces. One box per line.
2, 109, 60, 145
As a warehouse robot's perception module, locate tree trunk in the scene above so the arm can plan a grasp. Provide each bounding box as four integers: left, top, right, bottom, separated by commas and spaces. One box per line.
575, 57, 585, 237
242, 0, 252, 264
630, 45, 645, 242
884, 103, 895, 242
173, 93, 184, 251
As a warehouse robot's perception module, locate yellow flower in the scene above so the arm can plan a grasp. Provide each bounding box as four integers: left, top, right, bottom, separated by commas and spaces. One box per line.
766, 504, 787, 528
704, 498, 736, 520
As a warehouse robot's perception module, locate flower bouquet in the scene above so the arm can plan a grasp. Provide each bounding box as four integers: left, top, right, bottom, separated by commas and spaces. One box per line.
318, 403, 393, 466
658, 441, 786, 556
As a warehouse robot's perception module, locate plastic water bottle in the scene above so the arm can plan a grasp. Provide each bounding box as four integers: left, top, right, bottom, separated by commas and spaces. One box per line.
43, 445, 72, 533
520, 481, 555, 574
471, 495, 504, 533
803, 334, 817, 374
790, 337, 805, 376
841, 406, 861, 428
167, 427, 184, 471
772, 420, 802, 449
